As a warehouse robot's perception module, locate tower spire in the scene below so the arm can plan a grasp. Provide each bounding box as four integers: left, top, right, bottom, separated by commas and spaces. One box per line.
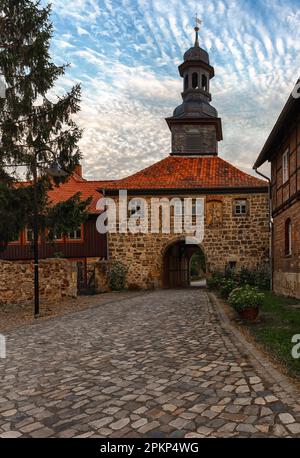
165, 15, 223, 157
194, 13, 202, 47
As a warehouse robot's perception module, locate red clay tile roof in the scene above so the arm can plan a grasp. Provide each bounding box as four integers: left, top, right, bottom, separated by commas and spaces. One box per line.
102, 156, 267, 191
16, 175, 114, 214
48, 176, 113, 213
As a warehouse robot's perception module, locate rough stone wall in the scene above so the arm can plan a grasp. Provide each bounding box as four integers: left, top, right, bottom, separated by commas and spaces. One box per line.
95, 259, 110, 293
273, 272, 300, 299
0, 259, 77, 305
273, 200, 300, 298
107, 193, 270, 289
171, 124, 217, 155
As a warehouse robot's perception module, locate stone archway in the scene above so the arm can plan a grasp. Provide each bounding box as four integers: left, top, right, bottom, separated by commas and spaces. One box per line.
163, 239, 206, 288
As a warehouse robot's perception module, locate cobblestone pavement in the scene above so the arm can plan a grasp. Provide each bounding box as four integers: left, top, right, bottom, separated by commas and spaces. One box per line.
1, 289, 300, 438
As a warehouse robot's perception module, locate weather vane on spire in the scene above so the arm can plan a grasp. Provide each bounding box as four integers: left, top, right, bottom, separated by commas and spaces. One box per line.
194, 13, 202, 47
195, 12, 202, 29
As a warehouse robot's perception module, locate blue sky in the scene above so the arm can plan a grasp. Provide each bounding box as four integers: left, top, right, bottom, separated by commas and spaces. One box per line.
47, 0, 300, 180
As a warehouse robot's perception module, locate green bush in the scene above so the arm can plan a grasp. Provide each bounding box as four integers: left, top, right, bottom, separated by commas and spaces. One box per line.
207, 272, 224, 290
224, 266, 238, 281
253, 264, 271, 290
239, 267, 256, 286
228, 285, 265, 312
220, 278, 239, 299
238, 265, 271, 290
109, 261, 128, 291
208, 265, 271, 294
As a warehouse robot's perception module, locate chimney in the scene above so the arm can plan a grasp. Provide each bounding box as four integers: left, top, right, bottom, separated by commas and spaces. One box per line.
74, 163, 82, 177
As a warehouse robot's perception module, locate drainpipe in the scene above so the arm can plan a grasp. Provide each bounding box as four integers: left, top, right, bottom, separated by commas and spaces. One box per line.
101, 189, 110, 262
253, 167, 273, 291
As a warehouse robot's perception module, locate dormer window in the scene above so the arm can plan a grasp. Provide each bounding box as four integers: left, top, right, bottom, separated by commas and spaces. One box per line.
192, 72, 198, 89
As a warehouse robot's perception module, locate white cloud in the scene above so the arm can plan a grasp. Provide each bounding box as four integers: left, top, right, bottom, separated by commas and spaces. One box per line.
49, 0, 299, 181
77, 26, 90, 36
55, 40, 75, 49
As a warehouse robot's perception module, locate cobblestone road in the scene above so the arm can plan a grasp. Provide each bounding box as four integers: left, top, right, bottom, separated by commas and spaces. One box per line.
1, 289, 300, 438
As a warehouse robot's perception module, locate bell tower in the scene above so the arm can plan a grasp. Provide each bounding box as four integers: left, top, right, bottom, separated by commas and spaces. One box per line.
166, 20, 223, 156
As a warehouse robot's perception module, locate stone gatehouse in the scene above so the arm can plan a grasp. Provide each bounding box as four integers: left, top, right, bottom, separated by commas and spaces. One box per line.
101, 25, 270, 289
105, 190, 269, 289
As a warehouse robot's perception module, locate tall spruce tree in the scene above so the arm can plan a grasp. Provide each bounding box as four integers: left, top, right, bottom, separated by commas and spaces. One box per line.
0, 0, 90, 251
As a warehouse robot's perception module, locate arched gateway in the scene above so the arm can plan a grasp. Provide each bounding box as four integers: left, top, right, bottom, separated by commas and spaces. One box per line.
163, 240, 206, 288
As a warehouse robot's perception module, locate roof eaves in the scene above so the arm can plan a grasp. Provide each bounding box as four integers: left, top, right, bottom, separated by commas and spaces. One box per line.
102, 185, 269, 196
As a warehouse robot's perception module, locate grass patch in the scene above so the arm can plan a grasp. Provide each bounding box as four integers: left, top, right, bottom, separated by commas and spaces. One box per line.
245, 291, 300, 378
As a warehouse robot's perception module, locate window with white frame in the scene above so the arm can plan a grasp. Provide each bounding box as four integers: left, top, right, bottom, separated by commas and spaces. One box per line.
8, 232, 20, 243
25, 228, 33, 242
282, 149, 289, 183
234, 199, 247, 216
46, 229, 64, 242
68, 227, 82, 240
53, 231, 63, 241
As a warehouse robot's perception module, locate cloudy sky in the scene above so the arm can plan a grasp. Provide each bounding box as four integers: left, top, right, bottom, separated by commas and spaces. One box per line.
48, 0, 300, 180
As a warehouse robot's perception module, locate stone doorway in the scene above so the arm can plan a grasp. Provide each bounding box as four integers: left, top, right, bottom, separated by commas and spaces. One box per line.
163, 240, 206, 288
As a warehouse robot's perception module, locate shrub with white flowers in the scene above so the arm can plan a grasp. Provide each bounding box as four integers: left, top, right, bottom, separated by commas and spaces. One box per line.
228, 285, 265, 312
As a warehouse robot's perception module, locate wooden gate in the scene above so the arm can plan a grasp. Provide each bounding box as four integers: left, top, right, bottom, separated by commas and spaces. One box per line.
77, 261, 96, 295
163, 241, 205, 288
163, 242, 189, 288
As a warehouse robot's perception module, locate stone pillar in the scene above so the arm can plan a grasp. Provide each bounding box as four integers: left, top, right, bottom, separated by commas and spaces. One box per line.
95, 260, 110, 293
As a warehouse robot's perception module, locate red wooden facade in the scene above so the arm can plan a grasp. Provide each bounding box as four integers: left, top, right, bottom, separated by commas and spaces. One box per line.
0, 216, 106, 261
0, 169, 108, 264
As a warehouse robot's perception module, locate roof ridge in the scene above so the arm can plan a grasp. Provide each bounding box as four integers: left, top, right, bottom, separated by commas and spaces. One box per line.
83, 179, 117, 183
117, 156, 169, 182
